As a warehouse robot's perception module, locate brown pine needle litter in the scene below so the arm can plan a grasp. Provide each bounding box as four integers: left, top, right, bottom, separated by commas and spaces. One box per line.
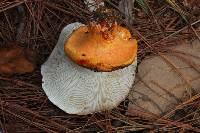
0, 0, 200, 132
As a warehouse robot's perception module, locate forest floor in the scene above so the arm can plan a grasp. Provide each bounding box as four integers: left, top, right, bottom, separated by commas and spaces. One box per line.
0, 0, 200, 132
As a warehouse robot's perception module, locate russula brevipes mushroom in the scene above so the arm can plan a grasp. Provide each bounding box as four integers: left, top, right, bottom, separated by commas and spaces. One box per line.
41, 22, 137, 115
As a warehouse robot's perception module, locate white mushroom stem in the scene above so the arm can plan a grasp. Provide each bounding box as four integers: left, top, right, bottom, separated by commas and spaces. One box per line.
84, 0, 104, 12
41, 22, 137, 115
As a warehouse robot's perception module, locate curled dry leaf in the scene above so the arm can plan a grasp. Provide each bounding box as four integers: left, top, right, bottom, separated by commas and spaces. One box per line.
0, 42, 36, 75
128, 39, 200, 115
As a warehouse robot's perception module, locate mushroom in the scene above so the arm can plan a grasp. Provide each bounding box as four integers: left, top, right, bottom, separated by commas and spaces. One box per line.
41, 22, 137, 115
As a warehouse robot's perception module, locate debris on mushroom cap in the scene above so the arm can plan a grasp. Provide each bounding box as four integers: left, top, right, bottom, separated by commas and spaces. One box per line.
64, 22, 137, 72
41, 22, 137, 115
0, 42, 36, 75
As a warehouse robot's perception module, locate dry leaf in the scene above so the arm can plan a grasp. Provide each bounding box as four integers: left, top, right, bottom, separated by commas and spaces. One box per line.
128, 39, 200, 115
0, 42, 36, 75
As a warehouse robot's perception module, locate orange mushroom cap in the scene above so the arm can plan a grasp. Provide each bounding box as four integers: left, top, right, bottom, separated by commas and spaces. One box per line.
64, 22, 137, 72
